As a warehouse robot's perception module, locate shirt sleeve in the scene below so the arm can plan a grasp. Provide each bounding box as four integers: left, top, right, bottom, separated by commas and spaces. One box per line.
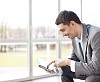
70, 60, 75, 72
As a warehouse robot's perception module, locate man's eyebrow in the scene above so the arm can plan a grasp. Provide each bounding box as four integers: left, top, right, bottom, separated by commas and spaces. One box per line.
60, 29, 64, 32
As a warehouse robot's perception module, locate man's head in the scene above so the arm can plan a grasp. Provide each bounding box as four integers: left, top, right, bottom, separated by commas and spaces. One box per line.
55, 10, 82, 39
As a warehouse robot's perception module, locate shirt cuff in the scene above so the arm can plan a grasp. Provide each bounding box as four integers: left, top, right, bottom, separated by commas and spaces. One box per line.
70, 60, 75, 72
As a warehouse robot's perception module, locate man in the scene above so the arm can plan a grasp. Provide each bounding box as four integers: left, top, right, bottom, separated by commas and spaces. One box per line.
47, 10, 100, 82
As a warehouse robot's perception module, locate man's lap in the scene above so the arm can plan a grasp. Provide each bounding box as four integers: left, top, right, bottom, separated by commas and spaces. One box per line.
61, 66, 100, 82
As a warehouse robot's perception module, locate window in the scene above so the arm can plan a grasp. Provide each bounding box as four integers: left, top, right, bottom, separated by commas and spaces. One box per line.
32, 0, 58, 76
0, 0, 87, 81
0, 0, 29, 81
82, 0, 100, 26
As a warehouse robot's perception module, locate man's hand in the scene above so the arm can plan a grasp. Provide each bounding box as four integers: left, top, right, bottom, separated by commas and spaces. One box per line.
47, 59, 71, 69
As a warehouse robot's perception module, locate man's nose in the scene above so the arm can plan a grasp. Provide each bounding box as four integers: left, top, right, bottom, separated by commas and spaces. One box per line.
63, 34, 67, 36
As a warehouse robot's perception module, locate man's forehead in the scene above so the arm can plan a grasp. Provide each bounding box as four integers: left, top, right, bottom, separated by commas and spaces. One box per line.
58, 24, 66, 28
58, 24, 63, 28
59, 23, 64, 26
57, 25, 62, 30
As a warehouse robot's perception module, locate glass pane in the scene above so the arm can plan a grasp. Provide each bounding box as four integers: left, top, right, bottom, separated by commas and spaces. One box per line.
0, 0, 28, 40
32, 0, 58, 39
61, 0, 81, 19
82, 0, 100, 26
61, 41, 72, 58
0, 0, 29, 81
33, 43, 57, 76
0, 44, 28, 81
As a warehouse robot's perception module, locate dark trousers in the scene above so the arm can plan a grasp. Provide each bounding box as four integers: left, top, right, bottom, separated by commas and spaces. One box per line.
61, 66, 75, 82
61, 66, 100, 82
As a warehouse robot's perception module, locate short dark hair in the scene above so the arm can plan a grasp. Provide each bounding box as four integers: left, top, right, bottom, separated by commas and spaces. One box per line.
55, 10, 81, 25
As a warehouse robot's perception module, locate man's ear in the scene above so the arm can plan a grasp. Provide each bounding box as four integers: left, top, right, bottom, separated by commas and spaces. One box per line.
70, 21, 75, 26
70, 21, 75, 27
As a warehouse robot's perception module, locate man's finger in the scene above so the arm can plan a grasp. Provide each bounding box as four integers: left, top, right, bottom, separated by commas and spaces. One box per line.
47, 60, 55, 69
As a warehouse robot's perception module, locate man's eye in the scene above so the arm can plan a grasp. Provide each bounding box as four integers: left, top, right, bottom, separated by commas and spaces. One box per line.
62, 30, 64, 32
60, 29, 65, 32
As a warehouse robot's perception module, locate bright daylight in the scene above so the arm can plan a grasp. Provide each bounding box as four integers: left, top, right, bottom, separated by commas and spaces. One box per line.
0, 0, 100, 82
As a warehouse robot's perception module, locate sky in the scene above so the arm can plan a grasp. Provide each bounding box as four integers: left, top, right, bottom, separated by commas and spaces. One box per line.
32, 0, 58, 28
0, 0, 29, 28
0, 0, 57, 29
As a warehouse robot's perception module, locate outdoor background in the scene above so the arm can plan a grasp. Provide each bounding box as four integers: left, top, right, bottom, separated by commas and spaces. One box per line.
0, 0, 100, 81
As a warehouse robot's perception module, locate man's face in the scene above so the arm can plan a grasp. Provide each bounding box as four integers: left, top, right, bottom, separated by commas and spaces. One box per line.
58, 23, 76, 39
